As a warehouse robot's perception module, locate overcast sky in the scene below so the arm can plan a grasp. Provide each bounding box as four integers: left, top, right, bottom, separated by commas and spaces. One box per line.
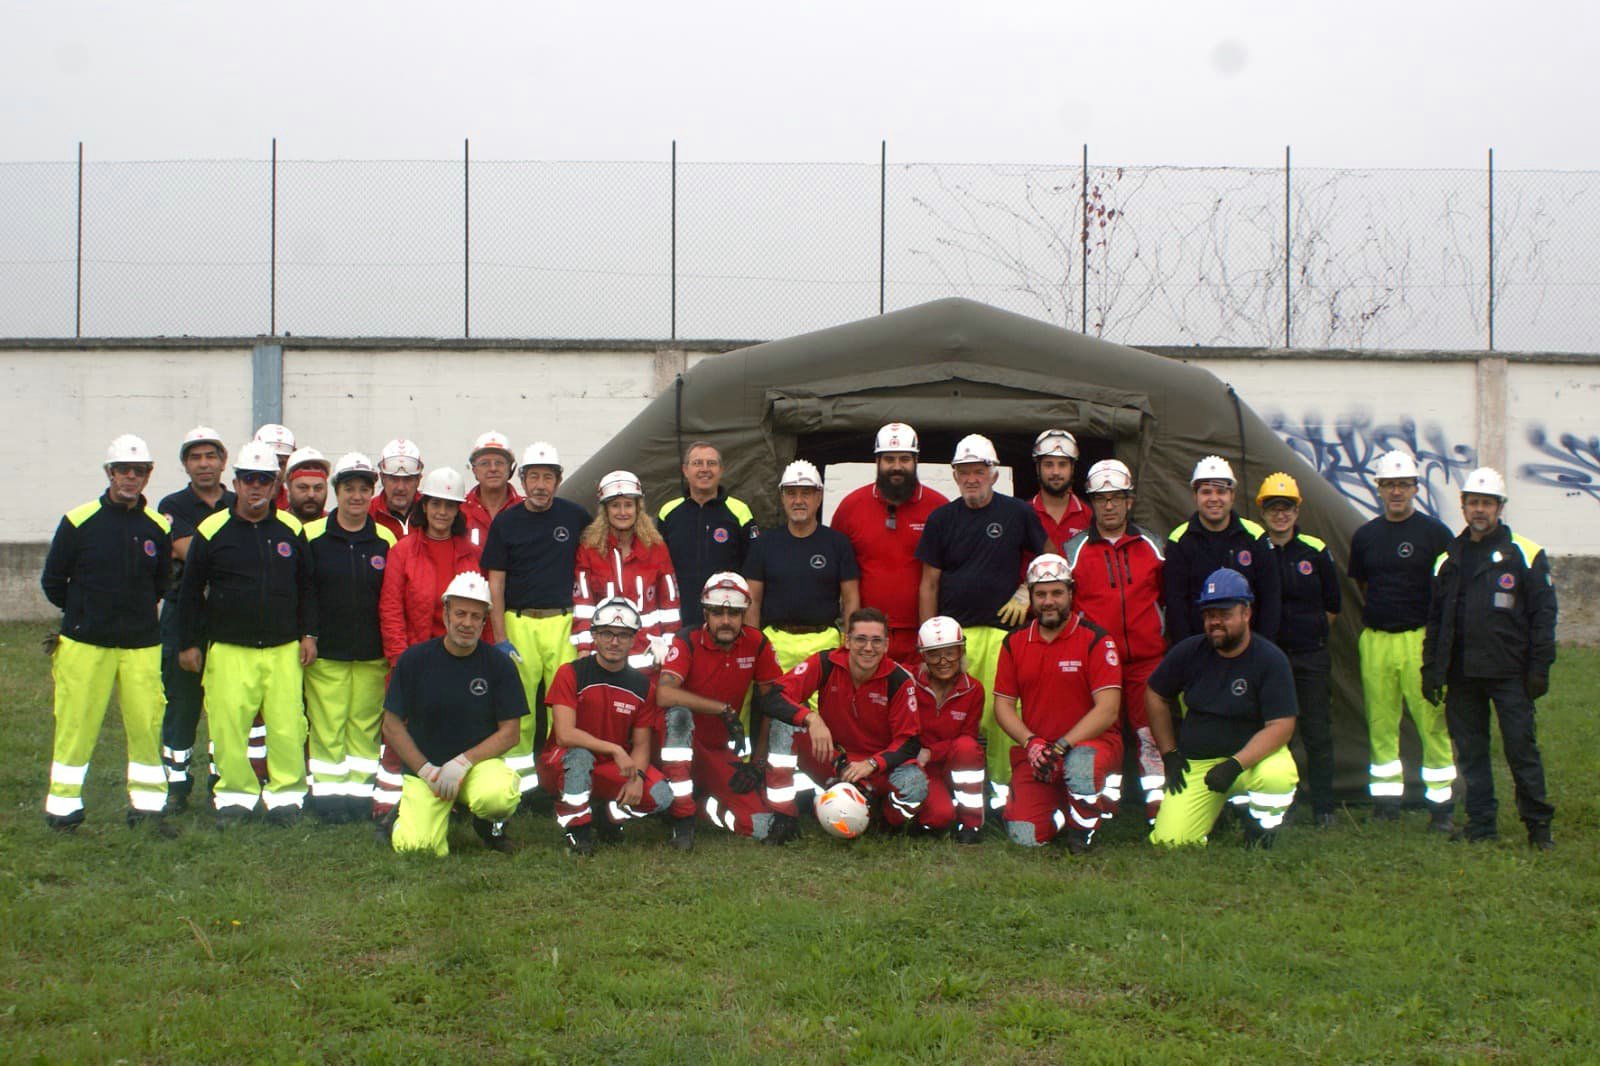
6, 0, 1599, 169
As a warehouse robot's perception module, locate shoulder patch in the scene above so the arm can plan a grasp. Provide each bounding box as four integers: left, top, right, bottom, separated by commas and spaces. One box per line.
726, 496, 754, 525
65, 499, 103, 528
1167, 521, 1190, 542
658, 497, 684, 521
274, 510, 305, 535
1295, 532, 1326, 552
1510, 533, 1545, 569
197, 509, 231, 540
142, 505, 172, 534
375, 524, 398, 547
1240, 518, 1266, 537
1137, 529, 1167, 561
303, 517, 329, 541
1062, 530, 1089, 567
1432, 551, 1450, 577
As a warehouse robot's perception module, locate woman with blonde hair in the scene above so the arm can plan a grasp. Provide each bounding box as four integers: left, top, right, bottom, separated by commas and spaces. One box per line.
571, 471, 680, 677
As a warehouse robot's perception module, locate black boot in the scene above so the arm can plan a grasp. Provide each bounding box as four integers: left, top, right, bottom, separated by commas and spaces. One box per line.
670, 816, 696, 851
473, 817, 515, 853
565, 823, 596, 856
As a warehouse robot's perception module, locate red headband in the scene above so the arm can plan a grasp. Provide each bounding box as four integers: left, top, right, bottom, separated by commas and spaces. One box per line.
290, 468, 328, 482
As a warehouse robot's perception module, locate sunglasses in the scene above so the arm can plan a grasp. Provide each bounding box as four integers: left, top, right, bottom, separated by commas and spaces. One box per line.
885, 504, 897, 531
238, 472, 276, 487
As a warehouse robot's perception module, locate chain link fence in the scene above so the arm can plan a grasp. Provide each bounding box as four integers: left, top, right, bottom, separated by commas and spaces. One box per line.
1, 150, 1595, 350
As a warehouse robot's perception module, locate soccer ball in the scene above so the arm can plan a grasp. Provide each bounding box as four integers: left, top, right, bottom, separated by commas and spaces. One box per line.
815, 782, 870, 839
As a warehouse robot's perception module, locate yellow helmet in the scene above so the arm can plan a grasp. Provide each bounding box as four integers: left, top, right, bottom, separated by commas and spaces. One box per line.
1255, 472, 1301, 507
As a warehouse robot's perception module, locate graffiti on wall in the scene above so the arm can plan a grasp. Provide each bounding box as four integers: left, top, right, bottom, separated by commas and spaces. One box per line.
1265, 412, 1478, 518
1519, 428, 1600, 503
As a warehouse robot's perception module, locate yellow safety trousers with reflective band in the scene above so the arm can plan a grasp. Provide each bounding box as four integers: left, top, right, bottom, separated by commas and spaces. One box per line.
763, 626, 841, 720
1358, 627, 1454, 802
501, 610, 577, 792
203, 641, 306, 812
47, 636, 166, 820
303, 658, 387, 801
1149, 748, 1299, 845
963, 625, 1015, 783
392, 759, 521, 856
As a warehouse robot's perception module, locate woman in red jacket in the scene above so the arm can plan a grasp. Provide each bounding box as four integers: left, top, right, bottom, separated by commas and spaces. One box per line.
908, 617, 987, 844
571, 470, 680, 677
379, 467, 487, 664
373, 466, 485, 825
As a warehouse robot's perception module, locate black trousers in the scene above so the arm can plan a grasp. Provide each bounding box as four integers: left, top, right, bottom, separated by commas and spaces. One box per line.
1445, 671, 1553, 836
158, 600, 205, 792
1288, 646, 1334, 814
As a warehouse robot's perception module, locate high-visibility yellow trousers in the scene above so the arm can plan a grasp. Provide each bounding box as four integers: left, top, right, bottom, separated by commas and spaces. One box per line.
963, 625, 1014, 785
1149, 748, 1299, 846
303, 658, 387, 804
47, 637, 166, 823
1358, 628, 1456, 804
203, 642, 306, 813
501, 611, 578, 794
392, 759, 521, 856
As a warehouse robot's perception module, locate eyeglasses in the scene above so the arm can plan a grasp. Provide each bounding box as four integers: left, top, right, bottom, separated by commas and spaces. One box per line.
592, 629, 634, 643
847, 635, 888, 649
238, 472, 276, 487
885, 504, 897, 531
922, 648, 961, 663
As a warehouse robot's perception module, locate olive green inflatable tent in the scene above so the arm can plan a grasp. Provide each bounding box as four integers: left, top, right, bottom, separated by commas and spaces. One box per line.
566, 297, 1415, 804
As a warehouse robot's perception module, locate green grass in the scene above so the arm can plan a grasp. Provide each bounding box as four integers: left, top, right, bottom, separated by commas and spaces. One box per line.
1, 620, 1596, 1063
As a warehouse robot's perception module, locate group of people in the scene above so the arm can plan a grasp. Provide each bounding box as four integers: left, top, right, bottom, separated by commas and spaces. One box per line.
41, 417, 1559, 856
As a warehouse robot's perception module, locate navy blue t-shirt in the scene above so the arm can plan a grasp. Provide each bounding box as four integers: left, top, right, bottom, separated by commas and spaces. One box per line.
915, 493, 1047, 627
384, 637, 529, 770
744, 524, 859, 627
1148, 634, 1298, 758
480, 498, 591, 609
1348, 511, 1452, 631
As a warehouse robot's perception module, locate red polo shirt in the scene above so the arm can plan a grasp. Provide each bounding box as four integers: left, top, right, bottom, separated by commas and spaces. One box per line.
832, 482, 948, 630
993, 613, 1121, 741
1030, 491, 1092, 551
662, 625, 782, 748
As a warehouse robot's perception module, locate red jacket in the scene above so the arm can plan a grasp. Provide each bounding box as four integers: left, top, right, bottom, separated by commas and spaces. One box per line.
370, 494, 423, 541
909, 665, 984, 765
780, 648, 920, 770
378, 531, 488, 663
1061, 524, 1167, 664
571, 534, 681, 672
461, 484, 523, 553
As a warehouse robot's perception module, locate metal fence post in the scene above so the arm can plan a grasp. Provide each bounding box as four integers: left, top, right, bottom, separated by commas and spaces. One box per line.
464, 138, 471, 339
670, 140, 677, 341
1080, 144, 1088, 333
1487, 147, 1495, 351
75, 142, 83, 338
1284, 144, 1292, 348
879, 140, 887, 315
270, 137, 277, 337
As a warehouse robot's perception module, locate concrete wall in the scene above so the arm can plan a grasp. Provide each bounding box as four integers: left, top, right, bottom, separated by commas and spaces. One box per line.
6, 337, 1600, 640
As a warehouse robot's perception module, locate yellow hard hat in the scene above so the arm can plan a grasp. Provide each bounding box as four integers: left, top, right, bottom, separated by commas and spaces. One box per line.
1255, 472, 1301, 507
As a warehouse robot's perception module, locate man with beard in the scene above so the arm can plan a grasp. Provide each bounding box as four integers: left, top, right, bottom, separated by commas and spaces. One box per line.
1028, 429, 1092, 551
284, 447, 331, 524
659, 442, 757, 628
157, 426, 234, 810
1164, 455, 1281, 644
992, 555, 1123, 853
1147, 568, 1299, 849
656, 573, 788, 848
178, 440, 318, 828
832, 423, 948, 664
461, 431, 523, 551
371, 438, 425, 539
1423, 467, 1557, 849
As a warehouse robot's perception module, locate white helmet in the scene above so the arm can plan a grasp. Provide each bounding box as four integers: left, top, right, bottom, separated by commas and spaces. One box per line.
441, 570, 493, 607
598, 470, 644, 502
874, 422, 920, 455
1032, 429, 1079, 460
1025, 553, 1073, 586
1461, 466, 1507, 500
470, 431, 515, 467
179, 425, 225, 462
253, 423, 296, 457
1085, 459, 1134, 495
701, 572, 752, 610
331, 452, 379, 486
419, 466, 468, 503
917, 616, 966, 652
105, 433, 153, 467
592, 596, 643, 632
378, 439, 424, 477
1374, 450, 1421, 481
286, 446, 330, 477
952, 433, 999, 466
233, 440, 281, 475
1191, 455, 1236, 486
779, 460, 824, 489
520, 441, 561, 472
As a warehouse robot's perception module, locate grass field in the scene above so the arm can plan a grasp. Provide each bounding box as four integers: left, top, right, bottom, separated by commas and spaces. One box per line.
2, 620, 1596, 1063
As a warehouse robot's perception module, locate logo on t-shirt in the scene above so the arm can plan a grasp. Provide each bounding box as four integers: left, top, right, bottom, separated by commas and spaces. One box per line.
1397, 541, 1414, 558
810, 554, 827, 570
1498, 572, 1516, 590
143, 539, 157, 557
1236, 549, 1252, 567
612, 700, 637, 717
469, 677, 488, 696
1297, 560, 1314, 576
553, 527, 570, 542
1104, 643, 1119, 667
371, 555, 385, 570
1058, 660, 1082, 673
986, 523, 1004, 539
276, 541, 292, 558
713, 527, 730, 543
794, 660, 809, 676
666, 644, 683, 664
1230, 678, 1249, 696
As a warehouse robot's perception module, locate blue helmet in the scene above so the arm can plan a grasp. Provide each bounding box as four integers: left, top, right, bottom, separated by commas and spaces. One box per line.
1197, 568, 1254, 607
